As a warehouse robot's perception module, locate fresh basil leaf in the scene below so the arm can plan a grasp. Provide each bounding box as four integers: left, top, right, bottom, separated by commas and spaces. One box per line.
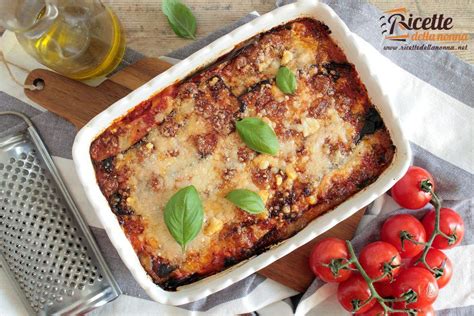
236, 117, 279, 155
162, 0, 197, 40
225, 189, 265, 214
164, 185, 203, 252
276, 66, 297, 94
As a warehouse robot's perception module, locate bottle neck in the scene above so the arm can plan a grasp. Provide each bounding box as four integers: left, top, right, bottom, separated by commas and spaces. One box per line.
1, 3, 58, 38
22, 4, 59, 38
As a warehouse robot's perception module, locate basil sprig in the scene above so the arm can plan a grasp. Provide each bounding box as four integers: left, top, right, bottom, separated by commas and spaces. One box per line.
162, 0, 197, 40
236, 117, 279, 155
276, 66, 297, 94
164, 185, 203, 252
225, 189, 265, 214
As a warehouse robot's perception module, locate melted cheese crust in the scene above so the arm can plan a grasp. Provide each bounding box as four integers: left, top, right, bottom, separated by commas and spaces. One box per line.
91, 18, 395, 290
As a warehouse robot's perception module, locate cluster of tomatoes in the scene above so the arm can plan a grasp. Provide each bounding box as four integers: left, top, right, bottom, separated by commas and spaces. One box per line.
309, 167, 465, 315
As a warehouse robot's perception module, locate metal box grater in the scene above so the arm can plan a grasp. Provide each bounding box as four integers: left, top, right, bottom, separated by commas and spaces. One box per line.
0, 112, 121, 315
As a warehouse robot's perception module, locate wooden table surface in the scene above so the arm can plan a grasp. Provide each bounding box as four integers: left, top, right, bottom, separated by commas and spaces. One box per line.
104, 0, 473, 64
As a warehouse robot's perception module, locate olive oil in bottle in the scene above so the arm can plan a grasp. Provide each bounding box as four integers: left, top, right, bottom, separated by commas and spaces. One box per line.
1, 0, 126, 80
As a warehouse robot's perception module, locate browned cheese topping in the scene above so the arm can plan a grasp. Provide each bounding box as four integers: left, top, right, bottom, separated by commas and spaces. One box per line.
90, 18, 395, 290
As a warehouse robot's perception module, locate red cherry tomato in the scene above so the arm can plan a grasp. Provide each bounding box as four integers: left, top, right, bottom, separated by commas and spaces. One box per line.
337, 274, 376, 314
412, 248, 453, 288
381, 214, 427, 258
374, 280, 394, 298
359, 241, 402, 282
359, 241, 402, 281
422, 208, 465, 249
421, 305, 436, 316
392, 304, 435, 316
359, 303, 385, 316
393, 267, 439, 309
391, 166, 435, 209
309, 238, 353, 283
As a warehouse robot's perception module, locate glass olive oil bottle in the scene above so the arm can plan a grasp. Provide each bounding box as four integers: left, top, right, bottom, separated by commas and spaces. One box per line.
0, 0, 125, 80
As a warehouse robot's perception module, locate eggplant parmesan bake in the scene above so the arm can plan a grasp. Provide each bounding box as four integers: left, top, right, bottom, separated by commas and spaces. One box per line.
90, 18, 395, 290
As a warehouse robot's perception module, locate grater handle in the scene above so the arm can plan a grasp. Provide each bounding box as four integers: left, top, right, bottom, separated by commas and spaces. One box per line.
0, 111, 35, 127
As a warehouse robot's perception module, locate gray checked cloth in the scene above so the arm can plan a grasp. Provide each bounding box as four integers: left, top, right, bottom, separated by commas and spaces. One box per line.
0, 0, 472, 315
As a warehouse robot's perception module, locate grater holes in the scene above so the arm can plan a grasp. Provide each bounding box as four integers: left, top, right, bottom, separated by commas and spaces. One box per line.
1, 152, 107, 310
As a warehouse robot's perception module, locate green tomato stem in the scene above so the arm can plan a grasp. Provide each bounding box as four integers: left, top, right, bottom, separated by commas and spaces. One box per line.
399, 230, 429, 246
345, 241, 410, 314
420, 179, 433, 193
414, 190, 445, 273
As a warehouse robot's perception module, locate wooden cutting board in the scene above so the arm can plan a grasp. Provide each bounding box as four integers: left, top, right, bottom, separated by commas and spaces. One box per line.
24, 58, 364, 293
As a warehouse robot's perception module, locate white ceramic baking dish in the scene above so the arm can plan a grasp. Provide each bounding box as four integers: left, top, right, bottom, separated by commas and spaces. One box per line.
72, 0, 411, 305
